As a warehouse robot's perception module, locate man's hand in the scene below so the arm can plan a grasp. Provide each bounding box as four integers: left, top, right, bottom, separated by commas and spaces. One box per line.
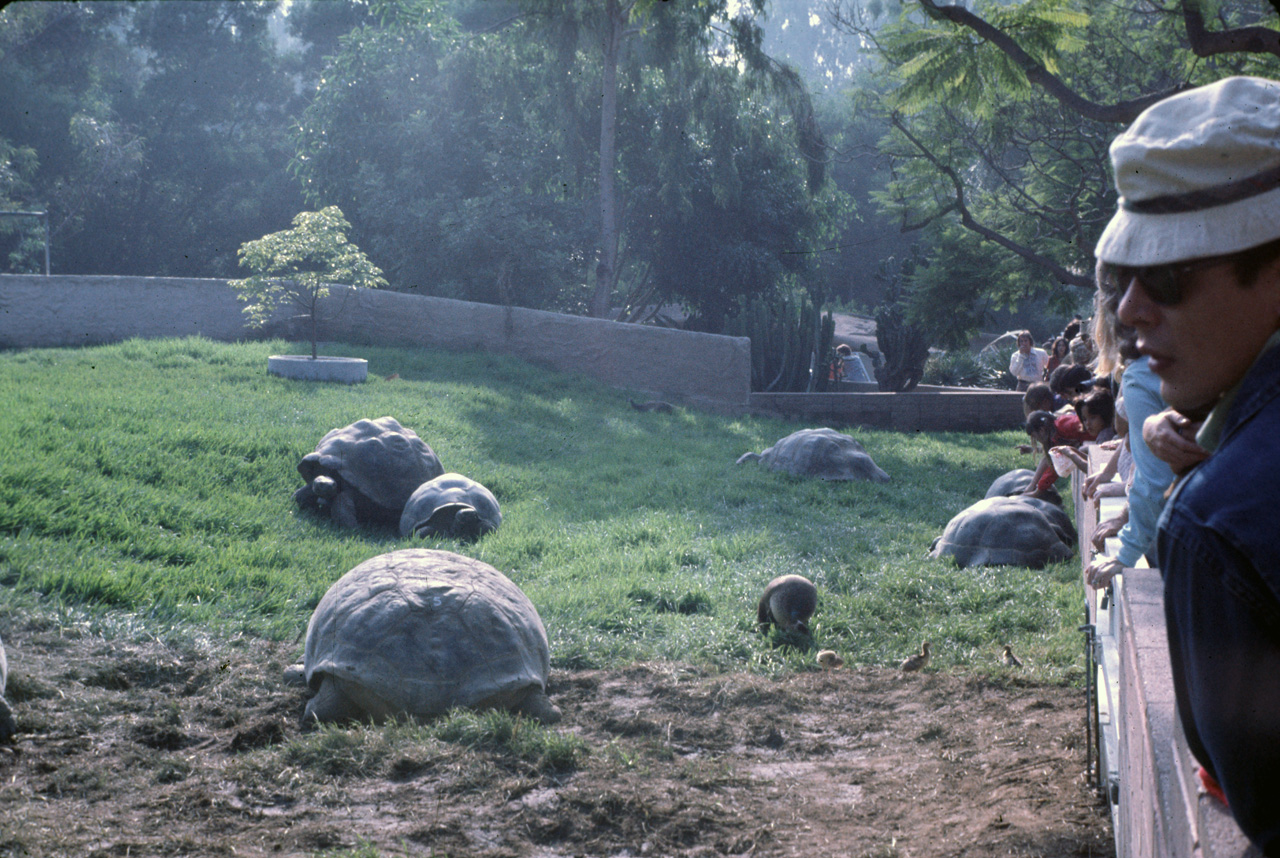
1091, 507, 1129, 552
1143, 409, 1210, 475
1085, 556, 1125, 590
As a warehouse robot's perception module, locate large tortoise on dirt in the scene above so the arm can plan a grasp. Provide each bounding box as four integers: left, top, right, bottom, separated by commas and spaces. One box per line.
399, 473, 502, 542
294, 417, 444, 529
289, 549, 560, 726
929, 496, 1076, 569
736, 428, 890, 482
0, 633, 13, 742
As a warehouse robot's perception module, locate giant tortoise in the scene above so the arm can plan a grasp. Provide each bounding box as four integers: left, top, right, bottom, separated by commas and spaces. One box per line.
929, 495, 1076, 569
399, 473, 501, 542
288, 549, 560, 726
0, 633, 13, 742
736, 428, 890, 482
984, 468, 1061, 506
294, 416, 444, 529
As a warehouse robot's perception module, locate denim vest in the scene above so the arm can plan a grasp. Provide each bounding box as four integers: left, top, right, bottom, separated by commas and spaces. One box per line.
1157, 341, 1280, 853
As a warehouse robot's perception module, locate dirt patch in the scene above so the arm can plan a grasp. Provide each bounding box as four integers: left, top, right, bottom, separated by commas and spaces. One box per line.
0, 618, 1112, 857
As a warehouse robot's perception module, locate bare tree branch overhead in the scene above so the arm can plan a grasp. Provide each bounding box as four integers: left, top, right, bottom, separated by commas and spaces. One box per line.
1181, 0, 1280, 58
889, 113, 1095, 289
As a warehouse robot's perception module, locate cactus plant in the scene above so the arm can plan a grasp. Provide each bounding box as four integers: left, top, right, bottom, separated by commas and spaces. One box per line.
726, 292, 834, 392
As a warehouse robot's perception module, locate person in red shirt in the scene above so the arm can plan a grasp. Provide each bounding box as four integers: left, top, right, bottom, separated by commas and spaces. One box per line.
1022, 409, 1097, 498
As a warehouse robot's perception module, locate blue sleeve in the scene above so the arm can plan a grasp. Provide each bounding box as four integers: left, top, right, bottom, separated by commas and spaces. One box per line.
1115, 360, 1175, 567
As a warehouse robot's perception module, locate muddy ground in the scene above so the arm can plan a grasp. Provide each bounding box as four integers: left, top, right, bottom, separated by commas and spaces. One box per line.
0, 616, 1112, 858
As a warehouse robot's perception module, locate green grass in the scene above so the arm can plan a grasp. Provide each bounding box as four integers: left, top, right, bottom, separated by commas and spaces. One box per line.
0, 337, 1084, 682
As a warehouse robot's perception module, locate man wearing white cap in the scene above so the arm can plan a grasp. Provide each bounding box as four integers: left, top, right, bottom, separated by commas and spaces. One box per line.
1098, 75, 1280, 852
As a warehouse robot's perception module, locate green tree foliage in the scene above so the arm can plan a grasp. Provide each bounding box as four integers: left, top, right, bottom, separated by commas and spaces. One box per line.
0, 138, 41, 271
292, 0, 839, 329
292, 4, 596, 310
0, 1, 311, 276
231, 206, 386, 360
830, 0, 1280, 343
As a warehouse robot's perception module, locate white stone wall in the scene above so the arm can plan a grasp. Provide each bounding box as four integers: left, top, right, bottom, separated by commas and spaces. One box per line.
0, 275, 752, 413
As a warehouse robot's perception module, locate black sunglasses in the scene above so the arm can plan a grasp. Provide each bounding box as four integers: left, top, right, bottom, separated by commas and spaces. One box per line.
1098, 253, 1235, 306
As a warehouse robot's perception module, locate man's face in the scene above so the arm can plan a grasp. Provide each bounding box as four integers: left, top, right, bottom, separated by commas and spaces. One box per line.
1017, 336, 1031, 353
1116, 257, 1280, 414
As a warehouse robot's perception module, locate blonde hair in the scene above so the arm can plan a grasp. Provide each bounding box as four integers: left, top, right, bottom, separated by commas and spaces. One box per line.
1091, 263, 1123, 384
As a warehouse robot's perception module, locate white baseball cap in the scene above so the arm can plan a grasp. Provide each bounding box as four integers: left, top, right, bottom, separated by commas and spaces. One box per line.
1095, 76, 1280, 266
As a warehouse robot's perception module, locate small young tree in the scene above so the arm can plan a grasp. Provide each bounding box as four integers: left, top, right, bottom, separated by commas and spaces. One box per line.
231, 206, 386, 359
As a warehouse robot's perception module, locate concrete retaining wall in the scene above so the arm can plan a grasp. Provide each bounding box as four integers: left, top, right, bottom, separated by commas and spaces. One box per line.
0, 275, 752, 413
1, 274, 1027, 431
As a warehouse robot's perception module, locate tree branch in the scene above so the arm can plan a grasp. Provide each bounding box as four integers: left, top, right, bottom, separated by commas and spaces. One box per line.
1182, 0, 1280, 58
914, 0, 1178, 124
890, 114, 1094, 289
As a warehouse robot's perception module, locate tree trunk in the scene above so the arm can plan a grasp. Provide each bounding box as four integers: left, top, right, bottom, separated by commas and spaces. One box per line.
589, 0, 625, 319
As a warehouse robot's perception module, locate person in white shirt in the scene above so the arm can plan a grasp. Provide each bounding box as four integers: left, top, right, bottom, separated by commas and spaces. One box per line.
1009, 330, 1049, 391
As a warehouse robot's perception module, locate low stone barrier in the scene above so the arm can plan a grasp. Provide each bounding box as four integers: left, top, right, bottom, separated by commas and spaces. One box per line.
1074, 450, 1258, 858
3, 274, 1026, 432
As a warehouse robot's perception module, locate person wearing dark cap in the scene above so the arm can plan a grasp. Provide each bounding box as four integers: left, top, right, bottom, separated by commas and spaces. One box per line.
1098, 75, 1280, 853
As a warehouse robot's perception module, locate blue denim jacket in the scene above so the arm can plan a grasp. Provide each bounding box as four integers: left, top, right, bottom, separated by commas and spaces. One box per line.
1158, 340, 1280, 854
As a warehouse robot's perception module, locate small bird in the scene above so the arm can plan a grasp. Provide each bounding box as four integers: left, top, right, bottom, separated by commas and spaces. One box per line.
899, 641, 931, 673
817, 650, 844, 670
384, 372, 400, 381
1001, 644, 1023, 668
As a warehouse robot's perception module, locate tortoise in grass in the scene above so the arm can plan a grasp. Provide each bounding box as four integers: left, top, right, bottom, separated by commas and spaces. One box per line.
757, 574, 819, 634
294, 416, 444, 529
736, 428, 890, 483
0, 633, 13, 742
929, 495, 1076, 570
286, 549, 560, 726
399, 473, 501, 542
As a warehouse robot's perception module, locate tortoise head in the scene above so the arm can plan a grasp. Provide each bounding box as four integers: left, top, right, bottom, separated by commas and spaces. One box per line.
311, 474, 341, 501
414, 503, 490, 542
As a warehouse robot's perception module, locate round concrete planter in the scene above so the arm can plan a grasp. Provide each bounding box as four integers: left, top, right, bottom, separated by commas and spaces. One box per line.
268, 355, 368, 384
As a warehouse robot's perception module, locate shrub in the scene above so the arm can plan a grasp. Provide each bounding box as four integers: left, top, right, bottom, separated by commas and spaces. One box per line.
230, 206, 386, 359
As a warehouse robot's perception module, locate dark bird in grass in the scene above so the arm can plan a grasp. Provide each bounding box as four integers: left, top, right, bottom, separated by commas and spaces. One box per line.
899, 641, 931, 673
1001, 645, 1023, 668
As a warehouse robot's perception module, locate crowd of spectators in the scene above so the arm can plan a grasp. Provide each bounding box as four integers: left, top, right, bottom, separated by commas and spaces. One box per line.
1053, 76, 1280, 853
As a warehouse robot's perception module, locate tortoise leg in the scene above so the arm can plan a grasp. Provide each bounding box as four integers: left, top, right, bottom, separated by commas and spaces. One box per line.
514, 690, 562, 724
0, 695, 15, 743
302, 675, 369, 727
329, 492, 360, 529
293, 484, 320, 512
